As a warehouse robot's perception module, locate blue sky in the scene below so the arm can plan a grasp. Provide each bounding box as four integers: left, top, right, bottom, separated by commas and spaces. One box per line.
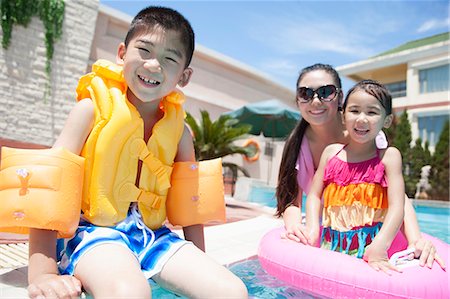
100, 0, 449, 93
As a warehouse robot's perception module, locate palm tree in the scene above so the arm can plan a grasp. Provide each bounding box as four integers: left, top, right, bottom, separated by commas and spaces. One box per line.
185, 110, 257, 178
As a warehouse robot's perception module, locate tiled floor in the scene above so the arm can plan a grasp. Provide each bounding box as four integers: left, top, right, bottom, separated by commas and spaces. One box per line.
0, 199, 283, 298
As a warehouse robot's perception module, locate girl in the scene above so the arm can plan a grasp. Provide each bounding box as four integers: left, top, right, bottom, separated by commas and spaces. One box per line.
304, 80, 403, 273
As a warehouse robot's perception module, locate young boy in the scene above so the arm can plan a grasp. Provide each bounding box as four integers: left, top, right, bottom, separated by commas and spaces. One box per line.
26, 6, 248, 299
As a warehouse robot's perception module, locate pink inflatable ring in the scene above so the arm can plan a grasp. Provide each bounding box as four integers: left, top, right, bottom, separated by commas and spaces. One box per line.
258, 227, 449, 299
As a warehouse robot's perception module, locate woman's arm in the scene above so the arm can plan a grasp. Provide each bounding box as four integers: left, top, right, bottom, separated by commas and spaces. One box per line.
283, 145, 333, 245
282, 192, 305, 242
175, 126, 205, 251
403, 196, 446, 269
364, 147, 405, 274
28, 99, 94, 298
304, 145, 332, 246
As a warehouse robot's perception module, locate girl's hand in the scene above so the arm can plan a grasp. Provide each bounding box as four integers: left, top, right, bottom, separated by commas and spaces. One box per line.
28, 273, 82, 299
282, 223, 310, 244
282, 224, 319, 246
411, 237, 446, 270
363, 244, 402, 275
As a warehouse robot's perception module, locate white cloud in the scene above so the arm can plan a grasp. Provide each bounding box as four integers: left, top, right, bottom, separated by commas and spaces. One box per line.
247, 13, 376, 59
417, 18, 450, 33
260, 59, 298, 75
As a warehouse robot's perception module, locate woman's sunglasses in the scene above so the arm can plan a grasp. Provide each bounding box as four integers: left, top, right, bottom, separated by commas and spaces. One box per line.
296, 85, 340, 103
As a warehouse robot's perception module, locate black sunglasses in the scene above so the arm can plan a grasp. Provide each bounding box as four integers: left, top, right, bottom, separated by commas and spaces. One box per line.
297, 85, 340, 103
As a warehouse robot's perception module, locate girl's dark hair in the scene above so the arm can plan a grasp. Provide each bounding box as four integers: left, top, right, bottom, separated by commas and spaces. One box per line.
124, 6, 195, 68
275, 63, 342, 216
343, 79, 392, 115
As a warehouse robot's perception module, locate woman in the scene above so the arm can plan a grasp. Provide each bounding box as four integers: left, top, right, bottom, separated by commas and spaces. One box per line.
276, 63, 445, 269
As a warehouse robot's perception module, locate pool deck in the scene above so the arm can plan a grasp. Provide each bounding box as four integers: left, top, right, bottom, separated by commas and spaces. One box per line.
0, 196, 283, 298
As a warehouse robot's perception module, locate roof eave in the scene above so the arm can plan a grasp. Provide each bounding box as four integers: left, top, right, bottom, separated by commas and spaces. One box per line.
336, 41, 450, 75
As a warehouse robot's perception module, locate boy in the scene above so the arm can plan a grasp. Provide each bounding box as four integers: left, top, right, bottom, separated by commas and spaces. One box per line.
27, 6, 248, 298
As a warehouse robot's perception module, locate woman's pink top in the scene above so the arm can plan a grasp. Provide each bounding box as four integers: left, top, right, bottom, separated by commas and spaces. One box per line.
295, 136, 314, 195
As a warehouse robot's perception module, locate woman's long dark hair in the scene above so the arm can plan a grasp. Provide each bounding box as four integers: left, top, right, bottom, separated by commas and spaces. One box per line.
275, 63, 342, 217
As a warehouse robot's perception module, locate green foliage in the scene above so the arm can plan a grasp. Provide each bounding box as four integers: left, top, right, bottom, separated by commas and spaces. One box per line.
409, 138, 432, 196
388, 113, 448, 201
38, 0, 65, 74
1, 0, 65, 98
384, 114, 396, 144
392, 110, 412, 154
392, 110, 415, 196
185, 110, 255, 177
423, 140, 432, 166
429, 120, 449, 201
186, 110, 253, 161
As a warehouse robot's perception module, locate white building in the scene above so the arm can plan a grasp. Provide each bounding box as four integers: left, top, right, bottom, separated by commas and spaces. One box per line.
337, 32, 450, 152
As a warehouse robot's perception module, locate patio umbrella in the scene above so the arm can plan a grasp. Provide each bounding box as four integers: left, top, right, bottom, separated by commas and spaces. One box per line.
224, 99, 301, 184
224, 99, 301, 138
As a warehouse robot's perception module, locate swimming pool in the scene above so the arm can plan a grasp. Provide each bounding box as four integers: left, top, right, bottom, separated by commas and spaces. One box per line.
151, 188, 449, 298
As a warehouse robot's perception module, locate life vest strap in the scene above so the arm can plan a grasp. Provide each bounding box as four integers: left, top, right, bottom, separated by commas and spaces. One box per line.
138, 190, 163, 210
138, 144, 172, 190
118, 182, 163, 210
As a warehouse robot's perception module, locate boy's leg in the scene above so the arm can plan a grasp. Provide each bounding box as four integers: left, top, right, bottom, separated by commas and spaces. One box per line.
153, 243, 248, 299
74, 243, 151, 298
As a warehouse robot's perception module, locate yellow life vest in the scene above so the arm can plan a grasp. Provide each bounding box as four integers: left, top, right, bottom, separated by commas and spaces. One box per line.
77, 59, 185, 230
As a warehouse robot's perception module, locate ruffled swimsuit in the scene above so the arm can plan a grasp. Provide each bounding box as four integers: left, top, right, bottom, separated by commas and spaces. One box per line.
320, 145, 388, 258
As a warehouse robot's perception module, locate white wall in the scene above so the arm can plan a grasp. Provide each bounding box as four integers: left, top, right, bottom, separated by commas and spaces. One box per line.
0, 0, 99, 146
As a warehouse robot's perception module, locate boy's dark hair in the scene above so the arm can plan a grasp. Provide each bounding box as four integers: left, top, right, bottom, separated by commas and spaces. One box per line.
343, 79, 392, 115
124, 6, 195, 68
276, 63, 342, 217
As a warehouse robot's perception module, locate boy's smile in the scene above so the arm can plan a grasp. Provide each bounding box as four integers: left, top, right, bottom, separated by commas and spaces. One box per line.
117, 26, 192, 104
137, 74, 160, 87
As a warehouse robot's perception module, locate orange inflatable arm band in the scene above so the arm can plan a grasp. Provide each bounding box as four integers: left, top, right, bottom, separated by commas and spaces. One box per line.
166, 158, 226, 227
0, 147, 84, 238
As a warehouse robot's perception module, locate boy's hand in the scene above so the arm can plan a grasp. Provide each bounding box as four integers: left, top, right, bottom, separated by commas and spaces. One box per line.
363, 243, 401, 275
28, 273, 81, 299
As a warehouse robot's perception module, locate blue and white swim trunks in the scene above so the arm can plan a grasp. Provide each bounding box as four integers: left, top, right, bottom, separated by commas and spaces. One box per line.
57, 204, 189, 279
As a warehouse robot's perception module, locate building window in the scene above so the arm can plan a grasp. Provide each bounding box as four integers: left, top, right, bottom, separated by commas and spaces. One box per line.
419, 64, 449, 94
385, 81, 406, 98
418, 114, 448, 148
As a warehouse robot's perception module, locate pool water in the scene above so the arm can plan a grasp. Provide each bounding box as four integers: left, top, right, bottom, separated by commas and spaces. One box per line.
151, 188, 448, 298
414, 204, 450, 243
228, 256, 326, 299
149, 257, 327, 299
